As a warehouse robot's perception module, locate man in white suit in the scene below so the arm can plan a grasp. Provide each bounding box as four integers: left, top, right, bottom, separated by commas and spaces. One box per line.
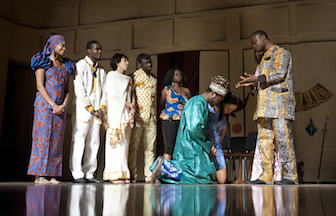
70, 40, 106, 183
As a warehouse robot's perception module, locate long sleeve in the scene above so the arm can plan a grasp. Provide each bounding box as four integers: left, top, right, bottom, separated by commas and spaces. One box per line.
184, 97, 211, 154
259, 48, 291, 86
73, 63, 92, 109
99, 69, 107, 111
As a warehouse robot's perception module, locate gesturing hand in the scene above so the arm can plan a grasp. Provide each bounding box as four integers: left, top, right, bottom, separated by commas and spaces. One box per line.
235, 73, 258, 88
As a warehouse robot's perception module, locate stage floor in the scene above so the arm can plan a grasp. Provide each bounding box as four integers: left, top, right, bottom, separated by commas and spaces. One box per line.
0, 182, 335, 215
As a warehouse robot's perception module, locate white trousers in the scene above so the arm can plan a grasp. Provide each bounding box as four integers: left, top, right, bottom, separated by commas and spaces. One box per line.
70, 119, 101, 179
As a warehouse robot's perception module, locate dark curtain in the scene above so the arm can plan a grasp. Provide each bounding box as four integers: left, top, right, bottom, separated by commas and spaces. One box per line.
0, 62, 35, 181
156, 51, 200, 156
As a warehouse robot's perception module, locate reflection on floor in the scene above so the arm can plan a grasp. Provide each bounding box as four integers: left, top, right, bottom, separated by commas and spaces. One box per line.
0, 182, 335, 215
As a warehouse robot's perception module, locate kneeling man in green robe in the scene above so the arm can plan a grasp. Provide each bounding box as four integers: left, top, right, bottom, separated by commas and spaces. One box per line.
151, 75, 229, 184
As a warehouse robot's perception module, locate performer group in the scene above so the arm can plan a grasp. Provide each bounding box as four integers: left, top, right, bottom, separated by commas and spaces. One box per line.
27, 30, 298, 185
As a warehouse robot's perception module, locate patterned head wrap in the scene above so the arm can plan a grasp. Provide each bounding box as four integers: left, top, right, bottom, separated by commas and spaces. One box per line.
31, 34, 67, 71
43, 34, 65, 55
209, 75, 229, 96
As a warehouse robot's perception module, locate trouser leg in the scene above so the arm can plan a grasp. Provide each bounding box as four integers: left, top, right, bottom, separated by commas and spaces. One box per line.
82, 123, 101, 179
70, 119, 90, 179
143, 119, 157, 182
274, 118, 298, 182
128, 121, 143, 180
258, 118, 276, 183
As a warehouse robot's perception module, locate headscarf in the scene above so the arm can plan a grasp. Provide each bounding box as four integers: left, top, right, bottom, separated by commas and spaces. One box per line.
209, 75, 229, 96
30, 34, 65, 71
42, 34, 65, 55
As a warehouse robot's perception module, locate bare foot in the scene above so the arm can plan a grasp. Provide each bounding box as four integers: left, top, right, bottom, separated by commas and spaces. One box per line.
49, 178, 61, 184
34, 177, 49, 185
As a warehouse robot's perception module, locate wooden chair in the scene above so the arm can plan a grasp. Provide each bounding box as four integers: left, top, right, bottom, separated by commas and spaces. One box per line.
242, 132, 257, 181
222, 132, 257, 183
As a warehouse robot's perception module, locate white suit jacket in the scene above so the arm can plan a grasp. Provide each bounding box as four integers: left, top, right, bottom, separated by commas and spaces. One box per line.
73, 56, 106, 124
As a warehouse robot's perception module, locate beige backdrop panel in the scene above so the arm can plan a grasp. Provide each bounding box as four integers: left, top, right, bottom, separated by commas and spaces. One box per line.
296, 3, 336, 34
76, 27, 122, 56
199, 51, 229, 93
79, 0, 175, 25
240, 6, 289, 39
133, 19, 173, 49
295, 42, 336, 182
178, 0, 288, 13
175, 15, 226, 45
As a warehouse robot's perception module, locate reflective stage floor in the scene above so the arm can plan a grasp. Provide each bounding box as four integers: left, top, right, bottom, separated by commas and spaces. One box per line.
0, 182, 335, 216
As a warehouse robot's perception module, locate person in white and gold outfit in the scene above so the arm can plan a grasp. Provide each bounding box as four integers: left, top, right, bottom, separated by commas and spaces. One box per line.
70, 40, 106, 183
103, 53, 136, 183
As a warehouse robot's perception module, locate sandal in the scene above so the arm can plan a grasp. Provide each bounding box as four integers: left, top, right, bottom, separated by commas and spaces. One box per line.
49, 178, 61, 184
34, 177, 49, 184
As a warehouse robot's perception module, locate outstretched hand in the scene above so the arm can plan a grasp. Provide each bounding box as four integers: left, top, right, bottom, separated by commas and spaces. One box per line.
235, 73, 258, 88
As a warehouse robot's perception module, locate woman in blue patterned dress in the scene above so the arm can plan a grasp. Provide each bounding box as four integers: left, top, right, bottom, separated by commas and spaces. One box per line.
27, 34, 75, 184
206, 92, 247, 183
159, 68, 191, 160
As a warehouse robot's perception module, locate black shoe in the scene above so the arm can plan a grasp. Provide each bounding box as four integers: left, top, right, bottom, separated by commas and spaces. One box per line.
151, 156, 164, 184
86, 178, 103, 183
247, 179, 266, 184
73, 178, 87, 183
275, 179, 296, 185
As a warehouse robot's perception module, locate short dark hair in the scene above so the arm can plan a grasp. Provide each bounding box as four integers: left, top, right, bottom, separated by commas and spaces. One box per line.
162, 67, 187, 87
86, 40, 100, 50
251, 30, 269, 39
110, 53, 128, 71
137, 53, 151, 64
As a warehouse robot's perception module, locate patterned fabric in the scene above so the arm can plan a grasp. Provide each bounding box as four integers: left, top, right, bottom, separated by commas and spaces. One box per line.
32, 62, 75, 110
27, 35, 75, 177
160, 85, 188, 120
151, 95, 217, 184
254, 45, 295, 121
251, 63, 282, 182
28, 108, 65, 176
160, 159, 182, 180
252, 45, 297, 183
31, 35, 68, 71
295, 83, 333, 111
206, 104, 227, 170
250, 139, 282, 182
132, 68, 157, 124
257, 118, 297, 183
